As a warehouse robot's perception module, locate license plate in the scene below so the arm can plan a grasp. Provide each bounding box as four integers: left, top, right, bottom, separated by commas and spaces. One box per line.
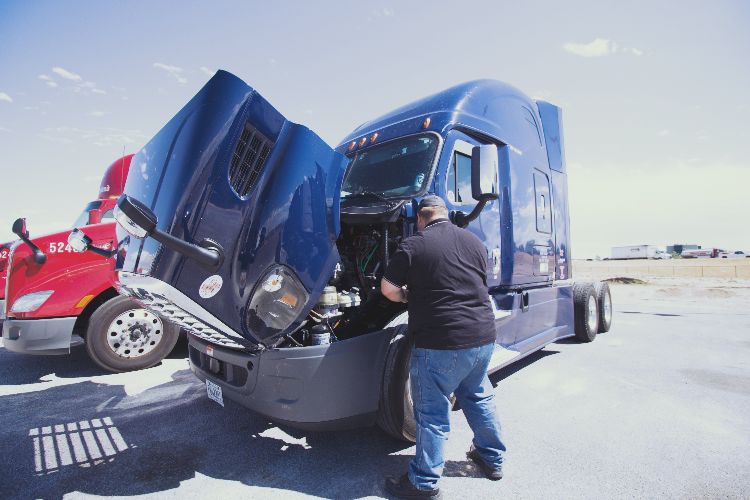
206, 379, 224, 407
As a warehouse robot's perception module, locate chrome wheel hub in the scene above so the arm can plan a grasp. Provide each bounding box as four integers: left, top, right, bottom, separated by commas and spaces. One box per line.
587, 295, 598, 332
106, 309, 164, 358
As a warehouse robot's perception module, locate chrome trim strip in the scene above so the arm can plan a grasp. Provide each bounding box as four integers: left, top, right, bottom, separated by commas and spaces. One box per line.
118, 272, 251, 350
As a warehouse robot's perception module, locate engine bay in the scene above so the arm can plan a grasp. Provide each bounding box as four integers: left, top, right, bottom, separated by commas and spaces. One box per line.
277, 215, 411, 348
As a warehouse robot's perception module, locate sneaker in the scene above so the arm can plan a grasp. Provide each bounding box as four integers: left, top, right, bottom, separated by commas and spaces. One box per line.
385, 474, 441, 499
467, 446, 503, 481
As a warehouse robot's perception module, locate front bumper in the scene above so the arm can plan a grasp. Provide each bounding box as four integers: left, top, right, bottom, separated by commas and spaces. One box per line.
2, 317, 77, 355
188, 329, 392, 431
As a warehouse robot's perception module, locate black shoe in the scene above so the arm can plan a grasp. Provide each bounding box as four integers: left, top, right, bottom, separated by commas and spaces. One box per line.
467, 446, 503, 481
385, 474, 441, 499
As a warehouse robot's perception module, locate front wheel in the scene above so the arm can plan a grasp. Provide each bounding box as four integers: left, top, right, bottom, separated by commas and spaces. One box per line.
377, 323, 417, 442
85, 295, 180, 373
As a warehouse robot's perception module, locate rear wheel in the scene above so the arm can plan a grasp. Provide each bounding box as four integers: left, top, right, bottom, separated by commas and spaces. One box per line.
85, 295, 180, 373
594, 281, 613, 333
573, 283, 599, 343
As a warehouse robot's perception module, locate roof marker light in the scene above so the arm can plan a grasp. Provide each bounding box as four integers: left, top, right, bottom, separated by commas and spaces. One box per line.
422, 117, 431, 129
348, 141, 356, 151
370, 133, 378, 143
358, 137, 367, 147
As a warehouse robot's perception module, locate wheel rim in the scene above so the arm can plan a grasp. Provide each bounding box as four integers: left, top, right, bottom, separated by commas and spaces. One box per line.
602, 291, 612, 325
106, 309, 164, 358
587, 295, 598, 332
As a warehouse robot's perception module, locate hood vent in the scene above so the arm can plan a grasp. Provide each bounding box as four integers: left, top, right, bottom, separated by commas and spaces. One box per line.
229, 123, 273, 197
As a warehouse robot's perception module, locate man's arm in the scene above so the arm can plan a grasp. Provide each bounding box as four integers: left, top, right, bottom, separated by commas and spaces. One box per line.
381, 279, 408, 303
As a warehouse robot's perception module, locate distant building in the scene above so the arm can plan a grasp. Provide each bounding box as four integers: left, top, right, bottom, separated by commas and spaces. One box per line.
667, 244, 700, 254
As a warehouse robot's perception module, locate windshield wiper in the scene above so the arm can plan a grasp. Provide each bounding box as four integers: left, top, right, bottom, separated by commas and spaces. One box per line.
343, 191, 390, 202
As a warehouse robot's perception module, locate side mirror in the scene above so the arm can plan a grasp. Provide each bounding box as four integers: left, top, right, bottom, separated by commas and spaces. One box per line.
471, 144, 499, 202
114, 194, 157, 238
68, 228, 92, 252
12, 218, 28, 239
115, 194, 223, 269
11, 217, 46, 264
68, 228, 116, 257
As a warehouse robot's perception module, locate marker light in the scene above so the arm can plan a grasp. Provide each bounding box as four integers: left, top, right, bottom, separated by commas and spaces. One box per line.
348, 141, 356, 152
422, 117, 431, 129
11, 290, 54, 313
358, 137, 367, 147
370, 133, 379, 143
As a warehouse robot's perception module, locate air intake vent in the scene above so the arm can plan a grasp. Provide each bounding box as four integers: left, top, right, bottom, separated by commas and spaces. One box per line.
229, 124, 273, 197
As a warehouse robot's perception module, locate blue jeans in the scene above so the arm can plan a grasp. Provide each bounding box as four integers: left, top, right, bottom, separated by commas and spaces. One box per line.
408, 342, 506, 490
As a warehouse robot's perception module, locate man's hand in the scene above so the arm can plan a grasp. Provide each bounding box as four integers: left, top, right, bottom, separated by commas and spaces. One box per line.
381, 279, 408, 303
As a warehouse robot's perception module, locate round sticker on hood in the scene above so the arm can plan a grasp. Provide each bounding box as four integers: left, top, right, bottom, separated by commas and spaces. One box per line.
199, 275, 223, 299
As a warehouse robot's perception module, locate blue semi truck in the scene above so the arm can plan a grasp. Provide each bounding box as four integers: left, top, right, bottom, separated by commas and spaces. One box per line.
80, 71, 612, 441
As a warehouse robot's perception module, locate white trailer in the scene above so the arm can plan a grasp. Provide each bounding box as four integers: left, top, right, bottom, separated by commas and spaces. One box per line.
611, 245, 661, 260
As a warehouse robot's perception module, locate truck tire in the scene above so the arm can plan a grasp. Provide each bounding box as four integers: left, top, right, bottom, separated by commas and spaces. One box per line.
594, 281, 613, 333
85, 295, 180, 373
573, 283, 599, 343
377, 322, 417, 442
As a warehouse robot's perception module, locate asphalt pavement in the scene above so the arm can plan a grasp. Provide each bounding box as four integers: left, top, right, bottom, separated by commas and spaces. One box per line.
1, 280, 748, 499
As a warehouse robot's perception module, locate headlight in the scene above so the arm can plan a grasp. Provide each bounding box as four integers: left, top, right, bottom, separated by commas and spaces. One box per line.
11, 290, 54, 313
246, 266, 308, 340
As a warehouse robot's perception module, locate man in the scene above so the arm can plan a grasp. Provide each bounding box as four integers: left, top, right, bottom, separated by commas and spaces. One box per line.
381, 195, 506, 499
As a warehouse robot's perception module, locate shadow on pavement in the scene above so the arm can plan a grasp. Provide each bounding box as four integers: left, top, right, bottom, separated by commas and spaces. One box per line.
0, 337, 523, 499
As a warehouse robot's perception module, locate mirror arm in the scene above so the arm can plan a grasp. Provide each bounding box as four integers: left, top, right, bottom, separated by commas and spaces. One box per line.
150, 229, 223, 269
451, 194, 498, 228
19, 235, 47, 264
87, 246, 117, 258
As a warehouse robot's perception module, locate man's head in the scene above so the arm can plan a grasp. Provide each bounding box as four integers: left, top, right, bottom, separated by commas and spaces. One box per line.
416, 195, 448, 231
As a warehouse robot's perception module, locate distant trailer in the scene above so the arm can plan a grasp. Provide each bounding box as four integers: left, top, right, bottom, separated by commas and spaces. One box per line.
611, 245, 662, 260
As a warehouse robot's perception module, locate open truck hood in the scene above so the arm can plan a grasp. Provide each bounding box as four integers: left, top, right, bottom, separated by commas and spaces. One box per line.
117, 71, 347, 348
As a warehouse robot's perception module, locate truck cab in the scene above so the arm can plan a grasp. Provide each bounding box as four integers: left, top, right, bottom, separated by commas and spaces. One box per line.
2, 155, 180, 372
113, 71, 610, 440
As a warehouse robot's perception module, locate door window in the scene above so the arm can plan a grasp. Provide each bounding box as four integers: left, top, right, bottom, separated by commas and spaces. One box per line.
446, 140, 476, 206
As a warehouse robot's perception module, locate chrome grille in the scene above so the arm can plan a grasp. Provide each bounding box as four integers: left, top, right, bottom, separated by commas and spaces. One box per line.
229, 124, 272, 197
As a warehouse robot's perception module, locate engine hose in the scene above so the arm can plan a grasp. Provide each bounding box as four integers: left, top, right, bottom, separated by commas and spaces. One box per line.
382, 223, 389, 266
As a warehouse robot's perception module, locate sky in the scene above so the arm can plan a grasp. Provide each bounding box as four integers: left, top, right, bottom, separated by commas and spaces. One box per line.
0, 0, 748, 258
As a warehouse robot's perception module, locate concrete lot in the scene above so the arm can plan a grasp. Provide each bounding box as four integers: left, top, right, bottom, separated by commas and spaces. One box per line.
1, 278, 749, 499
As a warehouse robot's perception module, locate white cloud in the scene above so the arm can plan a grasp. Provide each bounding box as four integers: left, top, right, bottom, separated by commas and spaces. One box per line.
658, 129, 670, 137
563, 38, 644, 57
0, 92, 13, 103
38, 74, 53, 81
89, 111, 106, 117
200, 66, 216, 77
45, 81, 58, 88
563, 38, 613, 57
153, 62, 187, 84
52, 66, 83, 82
382, 8, 395, 16
0, 126, 11, 133
91, 88, 107, 95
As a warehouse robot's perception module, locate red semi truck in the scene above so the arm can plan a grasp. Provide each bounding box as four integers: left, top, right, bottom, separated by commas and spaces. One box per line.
0, 241, 10, 328
2, 155, 179, 372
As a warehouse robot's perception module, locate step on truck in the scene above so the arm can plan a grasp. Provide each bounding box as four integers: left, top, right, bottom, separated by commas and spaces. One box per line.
2, 155, 180, 372
105, 71, 613, 440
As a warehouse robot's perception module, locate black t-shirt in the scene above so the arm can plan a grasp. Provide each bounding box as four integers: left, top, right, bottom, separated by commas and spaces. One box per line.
383, 218, 496, 350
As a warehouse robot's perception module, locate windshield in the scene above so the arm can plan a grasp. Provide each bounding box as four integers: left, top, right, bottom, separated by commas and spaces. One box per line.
341, 134, 439, 199
71, 201, 102, 228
